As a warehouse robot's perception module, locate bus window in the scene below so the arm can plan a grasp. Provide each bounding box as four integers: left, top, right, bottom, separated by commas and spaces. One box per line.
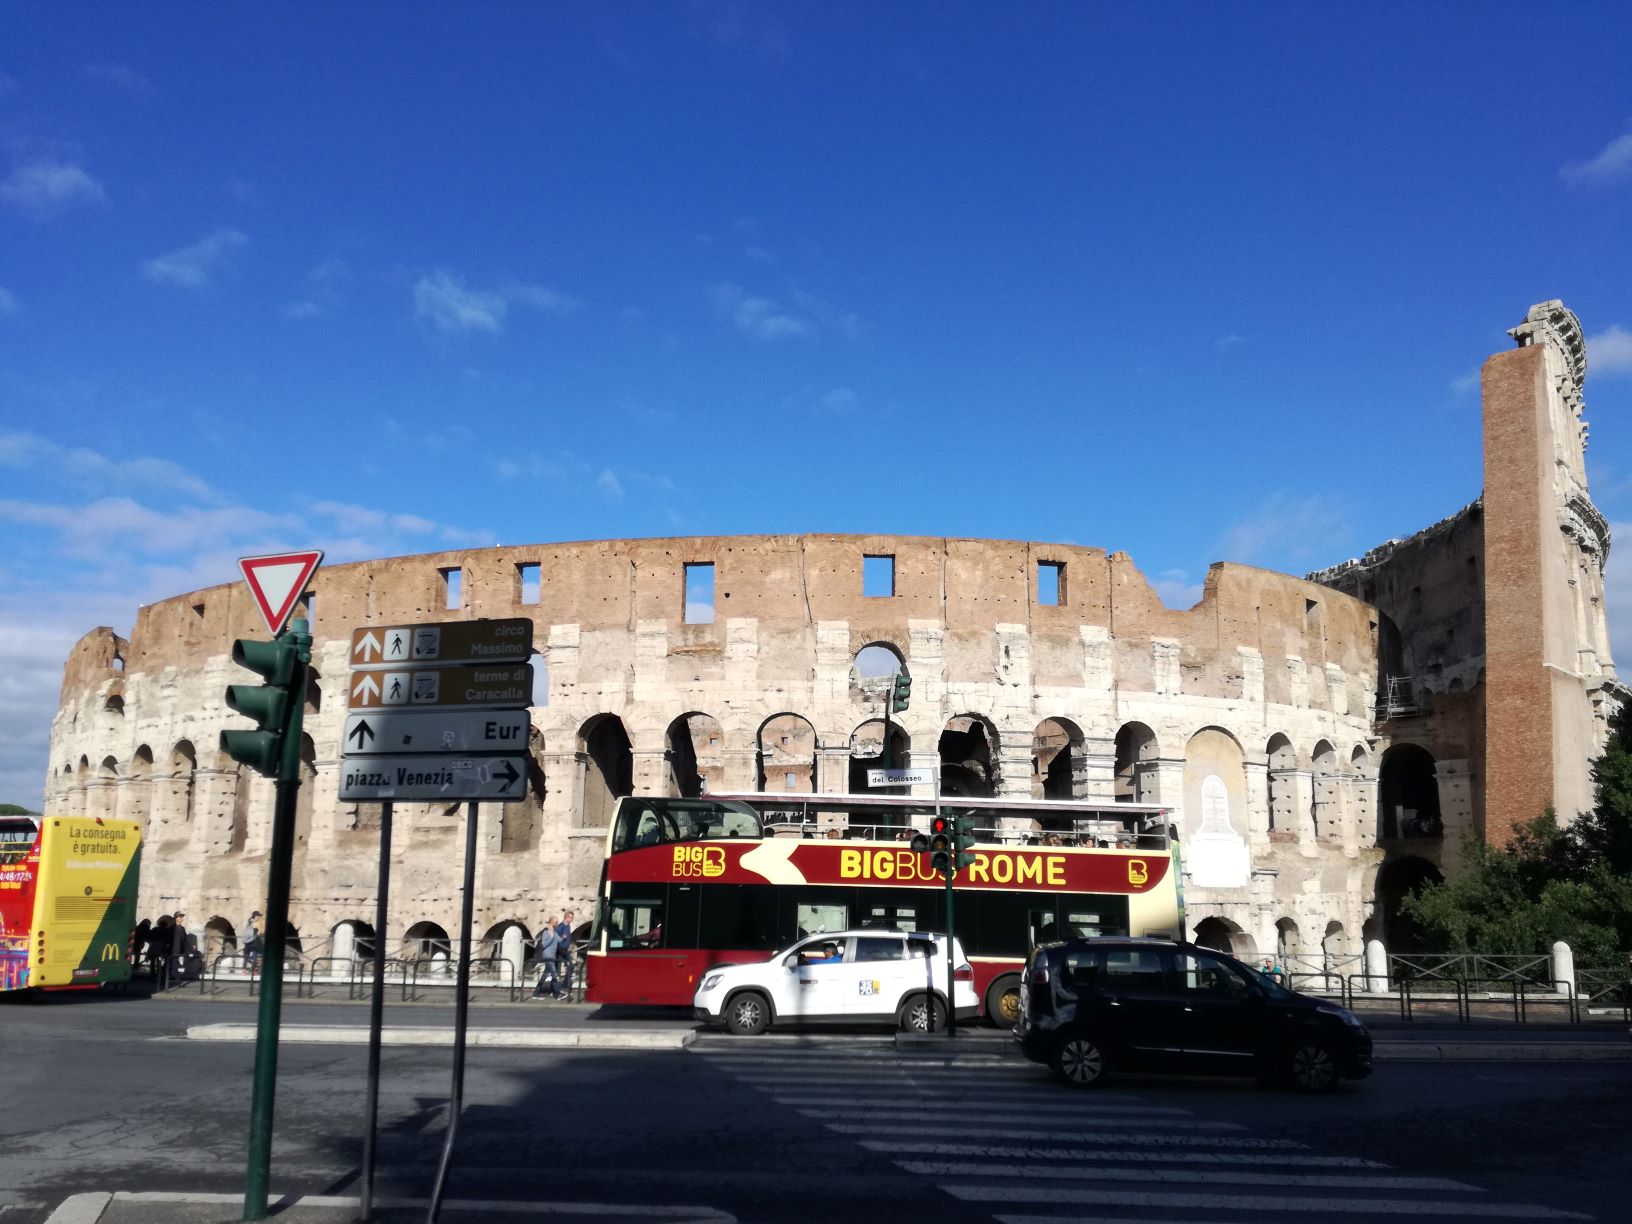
796, 902, 847, 939
862, 900, 923, 932
608, 900, 664, 949
1028, 908, 1059, 947
1063, 910, 1105, 939
697, 884, 779, 951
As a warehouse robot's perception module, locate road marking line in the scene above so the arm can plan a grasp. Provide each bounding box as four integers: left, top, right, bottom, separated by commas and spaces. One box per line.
805, 1110, 1241, 1131
863, 1141, 1376, 1166
895, 1161, 1481, 1192
42, 1193, 111, 1224
825, 1124, 1285, 1146
105, 1191, 736, 1219
785, 1100, 1193, 1116
961, 1187, 1592, 1218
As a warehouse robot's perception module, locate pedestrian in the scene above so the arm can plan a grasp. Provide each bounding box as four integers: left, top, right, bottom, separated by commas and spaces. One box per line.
242, 910, 264, 975
169, 912, 190, 986
530, 914, 563, 1000
148, 914, 174, 985
130, 918, 151, 968
555, 910, 577, 999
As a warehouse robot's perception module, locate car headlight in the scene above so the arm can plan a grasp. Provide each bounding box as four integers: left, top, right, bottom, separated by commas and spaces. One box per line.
701, 973, 724, 991
1317, 1003, 1365, 1030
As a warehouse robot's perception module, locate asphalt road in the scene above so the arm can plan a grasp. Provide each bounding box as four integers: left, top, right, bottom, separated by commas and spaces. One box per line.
1, 992, 1628, 1223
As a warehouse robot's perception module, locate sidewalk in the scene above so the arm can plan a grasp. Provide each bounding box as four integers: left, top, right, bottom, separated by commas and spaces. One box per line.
45, 1190, 735, 1223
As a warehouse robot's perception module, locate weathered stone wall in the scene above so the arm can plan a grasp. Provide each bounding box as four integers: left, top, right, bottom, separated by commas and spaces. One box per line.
47, 536, 1380, 965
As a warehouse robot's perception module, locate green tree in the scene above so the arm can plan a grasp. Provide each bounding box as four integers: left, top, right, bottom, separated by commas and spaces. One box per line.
0, 803, 35, 816
1401, 708, 1632, 965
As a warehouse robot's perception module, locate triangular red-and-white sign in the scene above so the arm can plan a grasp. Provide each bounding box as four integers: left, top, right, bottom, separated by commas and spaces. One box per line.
239, 550, 324, 636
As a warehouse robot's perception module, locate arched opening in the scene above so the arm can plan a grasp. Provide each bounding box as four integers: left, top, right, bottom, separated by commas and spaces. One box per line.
850, 642, 904, 705
529, 651, 549, 706
1032, 717, 1084, 800
105, 694, 124, 715
757, 713, 816, 792
1265, 733, 1296, 832
1371, 856, 1443, 955
1275, 917, 1300, 966
304, 667, 322, 714
1311, 739, 1337, 839
1378, 744, 1441, 839
503, 726, 545, 853
579, 715, 633, 828
1184, 727, 1248, 889
849, 719, 909, 794
1192, 915, 1253, 958
332, 918, 376, 961
1113, 723, 1156, 802
404, 921, 452, 965
939, 715, 997, 797
284, 923, 304, 957
125, 745, 153, 832
169, 741, 197, 828
665, 712, 723, 797
203, 916, 236, 960
293, 734, 317, 847
1322, 920, 1346, 970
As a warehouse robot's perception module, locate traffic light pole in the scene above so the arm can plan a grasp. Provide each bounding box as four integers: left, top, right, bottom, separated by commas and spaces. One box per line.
243, 622, 310, 1222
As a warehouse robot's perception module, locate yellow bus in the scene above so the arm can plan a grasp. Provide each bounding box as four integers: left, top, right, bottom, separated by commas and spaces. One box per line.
0, 815, 143, 992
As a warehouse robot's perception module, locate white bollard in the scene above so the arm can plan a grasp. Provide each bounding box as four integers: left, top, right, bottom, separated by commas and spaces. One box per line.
501, 926, 526, 986
1551, 940, 1576, 998
1365, 938, 1388, 994
332, 923, 356, 976
433, 948, 450, 977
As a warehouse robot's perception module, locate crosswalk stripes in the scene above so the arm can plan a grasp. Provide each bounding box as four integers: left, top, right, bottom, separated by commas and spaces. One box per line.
692, 1050, 1595, 1222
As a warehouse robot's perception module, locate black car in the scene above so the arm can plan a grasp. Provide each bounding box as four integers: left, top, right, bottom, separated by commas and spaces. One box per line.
1016, 937, 1372, 1092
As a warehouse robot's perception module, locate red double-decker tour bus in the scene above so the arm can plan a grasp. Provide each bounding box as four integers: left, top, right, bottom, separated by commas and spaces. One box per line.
583, 791, 1183, 1024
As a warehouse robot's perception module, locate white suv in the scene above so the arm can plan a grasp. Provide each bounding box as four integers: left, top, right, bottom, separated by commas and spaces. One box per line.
692, 929, 979, 1035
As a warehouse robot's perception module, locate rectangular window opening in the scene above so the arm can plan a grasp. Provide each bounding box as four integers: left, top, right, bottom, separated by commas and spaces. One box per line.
440, 567, 462, 610
863, 554, 895, 598
1305, 598, 1319, 616
684, 563, 715, 624
518, 563, 540, 605
785, 771, 797, 790
1038, 561, 1065, 607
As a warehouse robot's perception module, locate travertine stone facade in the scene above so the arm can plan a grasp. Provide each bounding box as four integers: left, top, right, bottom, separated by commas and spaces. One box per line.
48, 540, 1381, 965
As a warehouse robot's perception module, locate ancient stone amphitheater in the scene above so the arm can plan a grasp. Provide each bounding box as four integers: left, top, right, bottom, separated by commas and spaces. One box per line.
47, 535, 1381, 968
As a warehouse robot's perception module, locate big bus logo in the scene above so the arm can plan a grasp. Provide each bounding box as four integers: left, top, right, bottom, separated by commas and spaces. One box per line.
1127, 859, 1149, 886
672, 845, 726, 879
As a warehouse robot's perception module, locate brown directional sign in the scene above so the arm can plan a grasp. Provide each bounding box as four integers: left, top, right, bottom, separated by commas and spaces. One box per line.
349, 618, 533, 668
347, 662, 532, 710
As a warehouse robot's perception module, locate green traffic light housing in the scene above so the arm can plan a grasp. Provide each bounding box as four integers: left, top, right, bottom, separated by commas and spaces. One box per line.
954, 814, 978, 870
220, 633, 305, 779
890, 672, 911, 713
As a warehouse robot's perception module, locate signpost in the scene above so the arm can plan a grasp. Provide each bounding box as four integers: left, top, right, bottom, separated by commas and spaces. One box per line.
341, 618, 535, 1224
867, 766, 935, 787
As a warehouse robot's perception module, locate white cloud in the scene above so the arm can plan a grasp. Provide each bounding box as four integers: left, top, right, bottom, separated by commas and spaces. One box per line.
1587, 325, 1632, 377
597, 468, 625, 499
140, 228, 247, 288
0, 431, 218, 501
0, 287, 17, 316
817, 387, 858, 415
1152, 569, 1204, 610
709, 282, 812, 341
1449, 369, 1480, 396
82, 63, 153, 97
413, 270, 576, 335
0, 157, 109, 217
1561, 128, 1632, 189
284, 257, 352, 320
1603, 523, 1632, 671
1218, 493, 1350, 567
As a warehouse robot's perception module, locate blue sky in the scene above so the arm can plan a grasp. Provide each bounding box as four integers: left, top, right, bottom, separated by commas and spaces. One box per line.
3, 5, 1631, 807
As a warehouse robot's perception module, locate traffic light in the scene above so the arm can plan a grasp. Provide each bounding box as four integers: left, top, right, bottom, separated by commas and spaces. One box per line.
220, 630, 306, 779
929, 815, 953, 874
954, 815, 978, 871
891, 672, 911, 713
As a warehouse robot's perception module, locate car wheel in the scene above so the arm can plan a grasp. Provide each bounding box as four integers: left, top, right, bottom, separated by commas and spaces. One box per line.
985, 976, 1022, 1028
724, 991, 770, 1036
900, 993, 947, 1033
1050, 1031, 1107, 1088
1286, 1038, 1340, 1093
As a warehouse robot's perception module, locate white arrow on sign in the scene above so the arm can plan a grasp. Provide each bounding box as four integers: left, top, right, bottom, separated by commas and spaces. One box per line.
342, 709, 530, 757
352, 673, 381, 703
353, 630, 383, 663
338, 754, 528, 803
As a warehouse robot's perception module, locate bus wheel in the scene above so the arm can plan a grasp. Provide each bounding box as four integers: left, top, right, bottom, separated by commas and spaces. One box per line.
901, 993, 946, 1033
985, 976, 1021, 1027
725, 991, 770, 1036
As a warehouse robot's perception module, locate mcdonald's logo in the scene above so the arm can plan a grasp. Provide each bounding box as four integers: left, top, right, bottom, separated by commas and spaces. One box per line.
100, 942, 122, 962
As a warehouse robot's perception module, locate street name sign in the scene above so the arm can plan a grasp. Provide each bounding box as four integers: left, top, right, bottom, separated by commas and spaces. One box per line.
347, 662, 532, 710
350, 619, 533, 667
343, 709, 529, 755
338, 755, 528, 802
239, 550, 323, 637
868, 767, 938, 787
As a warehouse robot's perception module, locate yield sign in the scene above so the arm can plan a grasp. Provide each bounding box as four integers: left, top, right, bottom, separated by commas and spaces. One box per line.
239, 550, 324, 637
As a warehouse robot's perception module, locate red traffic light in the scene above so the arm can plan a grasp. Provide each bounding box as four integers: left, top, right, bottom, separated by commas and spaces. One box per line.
931, 816, 949, 836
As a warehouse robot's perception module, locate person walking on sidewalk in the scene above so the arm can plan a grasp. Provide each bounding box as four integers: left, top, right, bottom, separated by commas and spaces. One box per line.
530, 914, 564, 999
554, 910, 577, 1000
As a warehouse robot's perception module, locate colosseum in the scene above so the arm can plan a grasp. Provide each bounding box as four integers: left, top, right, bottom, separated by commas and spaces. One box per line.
44, 300, 1620, 974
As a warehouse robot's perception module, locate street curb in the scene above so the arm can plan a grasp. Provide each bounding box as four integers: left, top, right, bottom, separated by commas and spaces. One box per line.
1370, 1040, 1632, 1061
44, 1190, 736, 1222
43, 1191, 109, 1224
183, 1022, 694, 1049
